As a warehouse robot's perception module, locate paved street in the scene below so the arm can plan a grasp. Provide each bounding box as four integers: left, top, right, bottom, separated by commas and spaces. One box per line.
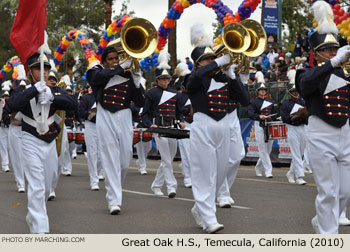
1, 155, 350, 234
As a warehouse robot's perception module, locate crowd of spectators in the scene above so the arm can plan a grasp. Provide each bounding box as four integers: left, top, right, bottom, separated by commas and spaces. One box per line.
248, 33, 311, 86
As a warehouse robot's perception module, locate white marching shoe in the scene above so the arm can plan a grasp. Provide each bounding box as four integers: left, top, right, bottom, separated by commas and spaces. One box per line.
151, 187, 164, 196
296, 178, 307, 185
286, 171, 295, 183
109, 205, 120, 215
48, 190, 56, 201
191, 206, 203, 228
205, 223, 224, 234
339, 217, 350, 226
91, 185, 99, 191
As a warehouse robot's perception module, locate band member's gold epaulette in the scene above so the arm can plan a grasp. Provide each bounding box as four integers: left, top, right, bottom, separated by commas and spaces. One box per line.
55, 93, 61, 95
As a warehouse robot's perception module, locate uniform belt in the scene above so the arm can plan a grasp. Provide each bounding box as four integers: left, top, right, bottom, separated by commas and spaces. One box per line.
153, 117, 176, 127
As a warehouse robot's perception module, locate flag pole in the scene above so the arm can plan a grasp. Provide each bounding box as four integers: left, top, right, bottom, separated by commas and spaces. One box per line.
37, 30, 48, 134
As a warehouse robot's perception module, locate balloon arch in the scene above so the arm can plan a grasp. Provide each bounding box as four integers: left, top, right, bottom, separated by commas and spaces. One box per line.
53, 0, 262, 71
5, 0, 350, 82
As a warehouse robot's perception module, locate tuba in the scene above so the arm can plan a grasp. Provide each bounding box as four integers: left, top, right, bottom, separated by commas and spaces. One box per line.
107, 17, 158, 72
214, 19, 267, 73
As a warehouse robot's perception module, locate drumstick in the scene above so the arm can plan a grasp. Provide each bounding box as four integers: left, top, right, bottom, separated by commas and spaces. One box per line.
264, 113, 277, 118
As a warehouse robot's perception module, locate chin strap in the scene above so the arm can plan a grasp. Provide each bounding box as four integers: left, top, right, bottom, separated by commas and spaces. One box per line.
315, 51, 331, 63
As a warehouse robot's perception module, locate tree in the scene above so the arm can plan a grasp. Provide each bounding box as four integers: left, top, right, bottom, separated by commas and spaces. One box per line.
281, 0, 313, 52
212, 17, 224, 39
168, 0, 177, 68
0, 0, 19, 76
104, 0, 113, 29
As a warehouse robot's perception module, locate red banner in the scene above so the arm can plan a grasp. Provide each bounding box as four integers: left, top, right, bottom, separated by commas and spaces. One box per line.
10, 0, 47, 69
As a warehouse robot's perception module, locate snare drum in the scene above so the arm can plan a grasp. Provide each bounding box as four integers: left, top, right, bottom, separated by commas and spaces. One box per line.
75, 130, 85, 144
142, 131, 152, 142
133, 130, 141, 144
67, 128, 75, 143
267, 122, 287, 140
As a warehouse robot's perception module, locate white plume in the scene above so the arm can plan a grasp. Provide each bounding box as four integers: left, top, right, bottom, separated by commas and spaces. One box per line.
312, 0, 338, 35
1, 80, 12, 91
36, 30, 52, 55
190, 23, 213, 47
59, 74, 71, 86
157, 50, 171, 70
49, 60, 57, 73
140, 77, 146, 89
176, 63, 191, 76
16, 64, 27, 80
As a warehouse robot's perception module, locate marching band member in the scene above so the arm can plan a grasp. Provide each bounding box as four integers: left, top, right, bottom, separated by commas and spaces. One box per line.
248, 83, 276, 178
280, 84, 307, 185
87, 46, 144, 215
78, 85, 102, 190
6, 79, 27, 192
296, 1, 350, 233
131, 102, 152, 175
141, 51, 185, 198
65, 86, 78, 160
0, 89, 10, 172
216, 72, 250, 208
59, 83, 75, 176
187, 24, 249, 233
176, 63, 193, 188
6, 52, 78, 233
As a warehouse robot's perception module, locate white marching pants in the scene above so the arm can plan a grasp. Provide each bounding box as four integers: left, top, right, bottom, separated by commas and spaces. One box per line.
178, 122, 192, 185
152, 135, 177, 192
135, 140, 152, 172
254, 121, 273, 176
8, 125, 25, 189
58, 125, 72, 174
307, 116, 350, 234
69, 141, 77, 158
85, 120, 102, 187
0, 127, 9, 170
217, 110, 245, 202
96, 105, 133, 207
190, 112, 231, 229
22, 132, 57, 233
287, 125, 306, 179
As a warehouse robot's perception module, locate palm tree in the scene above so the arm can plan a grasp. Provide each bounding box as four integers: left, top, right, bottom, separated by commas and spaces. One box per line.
104, 0, 113, 29
168, 0, 177, 68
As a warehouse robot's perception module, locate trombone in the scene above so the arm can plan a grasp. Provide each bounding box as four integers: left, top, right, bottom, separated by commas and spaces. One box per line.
107, 17, 158, 72
214, 19, 267, 73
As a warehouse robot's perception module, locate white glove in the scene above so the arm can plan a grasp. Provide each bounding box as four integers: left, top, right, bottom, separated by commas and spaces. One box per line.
131, 70, 142, 88
34, 82, 46, 93
239, 73, 249, 85
330, 45, 350, 67
222, 64, 236, 80
120, 58, 133, 69
38, 86, 53, 105
215, 54, 231, 67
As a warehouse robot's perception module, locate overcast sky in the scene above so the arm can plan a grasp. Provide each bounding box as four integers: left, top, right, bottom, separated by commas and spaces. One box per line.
112, 0, 262, 64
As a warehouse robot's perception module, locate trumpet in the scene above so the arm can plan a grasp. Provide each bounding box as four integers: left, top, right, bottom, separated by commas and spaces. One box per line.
107, 17, 158, 72
214, 19, 267, 73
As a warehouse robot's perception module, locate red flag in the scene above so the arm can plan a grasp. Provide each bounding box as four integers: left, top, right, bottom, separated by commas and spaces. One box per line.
10, 0, 47, 68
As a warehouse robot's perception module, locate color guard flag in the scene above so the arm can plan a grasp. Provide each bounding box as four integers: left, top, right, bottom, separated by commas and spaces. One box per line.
10, 0, 47, 70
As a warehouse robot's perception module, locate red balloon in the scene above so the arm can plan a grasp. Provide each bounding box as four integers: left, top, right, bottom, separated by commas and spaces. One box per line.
334, 3, 341, 10
334, 15, 340, 24
339, 9, 345, 16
